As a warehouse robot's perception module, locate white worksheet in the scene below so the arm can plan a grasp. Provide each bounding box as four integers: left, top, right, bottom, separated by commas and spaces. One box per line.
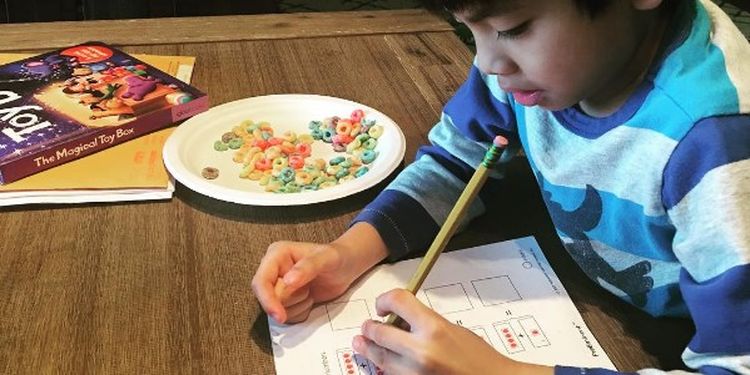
270, 236, 616, 374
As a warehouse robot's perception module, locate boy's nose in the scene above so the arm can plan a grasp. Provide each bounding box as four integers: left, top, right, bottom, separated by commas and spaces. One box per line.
477, 49, 518, 77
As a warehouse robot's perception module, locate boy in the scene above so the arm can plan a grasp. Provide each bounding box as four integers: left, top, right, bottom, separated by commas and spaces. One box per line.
252, 0, 750, 373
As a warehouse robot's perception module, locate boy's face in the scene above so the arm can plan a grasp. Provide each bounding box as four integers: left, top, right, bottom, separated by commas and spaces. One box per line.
455, 0, 657, 113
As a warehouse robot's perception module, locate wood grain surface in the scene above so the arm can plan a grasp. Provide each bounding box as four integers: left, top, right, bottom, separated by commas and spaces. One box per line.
0, 10, 694, 375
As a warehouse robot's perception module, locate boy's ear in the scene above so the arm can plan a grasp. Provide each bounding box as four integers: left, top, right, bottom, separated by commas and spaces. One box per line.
631, 0, 663, 10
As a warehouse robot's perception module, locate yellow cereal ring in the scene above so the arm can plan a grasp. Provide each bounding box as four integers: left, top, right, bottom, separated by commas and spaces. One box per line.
339, 175, 355, 182
326, 165, 341, 176
319, 181, 338, 189
346, 139, 362, 154
295, 171, 313, 185
297, 134, 314, 144
272, 157, 288, 170
368, 125, 384, 139
248, 170, 264, 181
233, 151, 246, 163
282, 130, 297, 143
239, 163, 254, 178
265, 146, 282, 160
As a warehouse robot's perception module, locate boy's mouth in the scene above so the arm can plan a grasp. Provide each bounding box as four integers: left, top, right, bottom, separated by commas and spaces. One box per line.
512, 90, 542, 106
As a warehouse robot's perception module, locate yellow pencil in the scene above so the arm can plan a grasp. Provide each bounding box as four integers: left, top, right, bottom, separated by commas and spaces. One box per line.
384, 135, 517, 326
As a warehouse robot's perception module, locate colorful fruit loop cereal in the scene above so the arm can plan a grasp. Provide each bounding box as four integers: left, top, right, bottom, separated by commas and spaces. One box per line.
211, 109, 383, 193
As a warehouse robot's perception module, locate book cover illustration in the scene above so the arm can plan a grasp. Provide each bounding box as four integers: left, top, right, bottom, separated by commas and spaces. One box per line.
0, 42, 208, 184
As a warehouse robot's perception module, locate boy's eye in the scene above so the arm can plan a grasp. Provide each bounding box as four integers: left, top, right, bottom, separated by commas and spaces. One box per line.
496, 21, 529, 40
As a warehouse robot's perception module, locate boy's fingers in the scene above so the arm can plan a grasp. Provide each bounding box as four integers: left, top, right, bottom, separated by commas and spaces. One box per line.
251, 267, 286, 323
359, 318, 417, 357
277, 281, 311, 306
284, 296, 315, 323
375, 289, 439, 326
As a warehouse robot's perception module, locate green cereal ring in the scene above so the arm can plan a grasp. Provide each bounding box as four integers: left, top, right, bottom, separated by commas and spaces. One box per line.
265, 178, 282, 192
278, 167, 296, 184
213, 140, 229, 151
361, 150, 377, 164
363, 138, 378, 150
329, 156, 346, 166
361, 117, 376, 127
356, 134, 370, 143
228, 137, 245, 149
308, 120, 323, 130
368, 125, 384, 139
326, 165, 342, 176
310, 128, 324, 140
312, 176, 328, 186
339, 159, 352, 169
335, 168, 350, 179
302, 185, 318, 191
355, 166, 369, 178
322, 128, 335, 143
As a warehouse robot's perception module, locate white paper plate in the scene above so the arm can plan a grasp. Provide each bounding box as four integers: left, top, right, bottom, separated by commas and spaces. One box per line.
163, 94, 406, 206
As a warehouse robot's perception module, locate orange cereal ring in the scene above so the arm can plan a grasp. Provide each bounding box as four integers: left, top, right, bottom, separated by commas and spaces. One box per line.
288, 155, 305, 169
336, 120, 353, 136
294, 143, 312, 157
350, 122, 362, 137
332, 134, 353, 145
280, 141, 296, 155
268, 137, 283, 146
255, 158, 273, 171
233, 151, 246, 163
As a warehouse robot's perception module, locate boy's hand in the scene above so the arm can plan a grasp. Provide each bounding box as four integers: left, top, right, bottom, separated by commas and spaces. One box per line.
353, 289, 554, 375
252, 241, 353, 323
252, 222, 389, 324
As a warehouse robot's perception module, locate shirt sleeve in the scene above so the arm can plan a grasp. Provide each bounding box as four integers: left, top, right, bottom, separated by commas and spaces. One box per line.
352, 64, 518, 261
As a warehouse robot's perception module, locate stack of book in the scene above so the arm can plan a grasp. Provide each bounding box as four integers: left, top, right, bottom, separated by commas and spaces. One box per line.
0, 42, 209, 206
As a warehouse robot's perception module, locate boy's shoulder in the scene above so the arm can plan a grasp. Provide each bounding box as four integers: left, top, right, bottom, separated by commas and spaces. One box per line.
651, 0, 750, 122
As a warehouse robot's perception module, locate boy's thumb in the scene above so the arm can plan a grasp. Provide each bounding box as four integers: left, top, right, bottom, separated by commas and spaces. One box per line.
282, 248, 335, 288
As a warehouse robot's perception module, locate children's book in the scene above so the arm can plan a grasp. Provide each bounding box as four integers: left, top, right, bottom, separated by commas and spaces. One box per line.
270, 236, 616, 374
0, 53, 196, 206
0, 41, 208, 184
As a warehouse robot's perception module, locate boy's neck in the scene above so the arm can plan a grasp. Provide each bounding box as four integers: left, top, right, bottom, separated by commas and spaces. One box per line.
578, 10, 670, 118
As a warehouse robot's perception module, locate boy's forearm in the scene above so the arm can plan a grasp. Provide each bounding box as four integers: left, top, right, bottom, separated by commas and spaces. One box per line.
332, 222, 389, 282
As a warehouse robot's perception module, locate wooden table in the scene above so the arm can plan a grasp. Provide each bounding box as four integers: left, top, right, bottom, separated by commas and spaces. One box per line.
0, 9, 694, 374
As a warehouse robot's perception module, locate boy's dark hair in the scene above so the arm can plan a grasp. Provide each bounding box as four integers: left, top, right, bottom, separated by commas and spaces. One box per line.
421, 0, 614, 18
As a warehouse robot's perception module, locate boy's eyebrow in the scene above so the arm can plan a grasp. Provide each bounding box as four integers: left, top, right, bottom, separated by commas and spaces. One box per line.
462, 1, 521, 23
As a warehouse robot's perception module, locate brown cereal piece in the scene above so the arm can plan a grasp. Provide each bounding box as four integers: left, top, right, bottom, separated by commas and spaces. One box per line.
201, 167, 220, 180
221, 132, 237, 143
